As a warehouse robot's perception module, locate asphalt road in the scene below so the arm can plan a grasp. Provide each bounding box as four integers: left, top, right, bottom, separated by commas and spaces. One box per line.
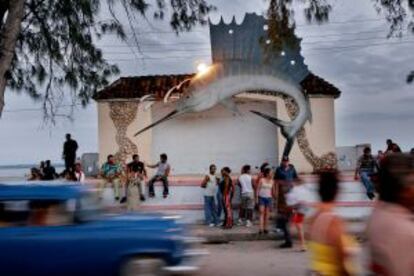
199, 241, 309, 276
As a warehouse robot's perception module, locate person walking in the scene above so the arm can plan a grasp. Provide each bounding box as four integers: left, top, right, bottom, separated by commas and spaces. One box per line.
62, 133, 78, 173
201, 164, 219, 227
307, 171, 360, 276
286, 181, 307, 251
256, 167, 275, 234
219, 167, 233, 229
366, 154, 414, 276
275, 156, 298, 248
147, 153, 171, 198
100, 154, 122, 201
354, 147, 377, 200
238, 165, 255, 227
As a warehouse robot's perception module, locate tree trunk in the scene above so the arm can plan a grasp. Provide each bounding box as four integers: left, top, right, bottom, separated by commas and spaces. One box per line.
0, 0, 25, 117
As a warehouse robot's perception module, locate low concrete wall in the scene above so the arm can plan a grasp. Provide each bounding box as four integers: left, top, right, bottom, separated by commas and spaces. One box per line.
87, 173, 373, 224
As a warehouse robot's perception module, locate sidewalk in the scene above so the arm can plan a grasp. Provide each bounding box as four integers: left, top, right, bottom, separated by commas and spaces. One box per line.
190, 220, 367, 243
190, 224, 279, 243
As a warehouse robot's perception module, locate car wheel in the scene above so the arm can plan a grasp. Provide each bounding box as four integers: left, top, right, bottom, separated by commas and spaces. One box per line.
121, 257, 165, 276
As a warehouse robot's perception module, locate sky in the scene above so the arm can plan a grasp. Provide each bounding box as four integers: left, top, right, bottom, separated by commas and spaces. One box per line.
0, 0, 413, 166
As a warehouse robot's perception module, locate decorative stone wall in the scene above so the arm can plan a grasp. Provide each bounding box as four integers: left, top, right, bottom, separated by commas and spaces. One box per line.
109, 102, 139, 164
283, 96, 338, 171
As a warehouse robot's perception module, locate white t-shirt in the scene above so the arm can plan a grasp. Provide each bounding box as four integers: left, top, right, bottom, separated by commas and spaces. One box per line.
156, 162, 170, 176
239, 174, 253, 194
286, 186, 307, 214
204, 174, 218, 197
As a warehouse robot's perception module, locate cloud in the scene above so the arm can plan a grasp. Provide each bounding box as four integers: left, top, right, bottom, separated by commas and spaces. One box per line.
1, 0, 414, 164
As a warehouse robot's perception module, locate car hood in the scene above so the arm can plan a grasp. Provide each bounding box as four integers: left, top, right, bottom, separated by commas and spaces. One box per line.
85, 212, 184, 233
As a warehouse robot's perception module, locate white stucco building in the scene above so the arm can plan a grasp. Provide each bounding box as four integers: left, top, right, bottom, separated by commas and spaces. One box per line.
93, 14, 341, 174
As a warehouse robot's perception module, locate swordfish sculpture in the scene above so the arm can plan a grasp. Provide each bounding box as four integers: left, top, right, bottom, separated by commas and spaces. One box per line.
134, 64, 312, 158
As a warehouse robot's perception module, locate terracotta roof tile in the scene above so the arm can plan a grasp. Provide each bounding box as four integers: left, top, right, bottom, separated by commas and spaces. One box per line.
93, 73, 341, 101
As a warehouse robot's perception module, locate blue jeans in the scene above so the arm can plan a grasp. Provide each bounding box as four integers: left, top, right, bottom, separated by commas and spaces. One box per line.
204, 196, 218, 225
360, 170, 375, 194
216, 191, 224, 220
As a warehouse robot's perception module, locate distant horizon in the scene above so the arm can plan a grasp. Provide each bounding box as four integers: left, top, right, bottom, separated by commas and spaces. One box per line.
0, 163, 65, 169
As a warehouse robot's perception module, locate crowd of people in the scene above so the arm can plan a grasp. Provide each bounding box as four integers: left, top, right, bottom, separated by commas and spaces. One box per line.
98, 153, 171, 210
198, 139, 414, 275
201, 156, 306, 249
28, 160, 85, 182
20, 132, 414, 274
28, 134, 84, 182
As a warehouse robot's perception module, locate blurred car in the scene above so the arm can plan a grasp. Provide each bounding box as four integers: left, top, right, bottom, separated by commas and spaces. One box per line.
0, 183, 206, 276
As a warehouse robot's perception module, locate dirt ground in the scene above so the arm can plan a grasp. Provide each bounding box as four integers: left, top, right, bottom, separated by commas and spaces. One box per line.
198, 240, 309, 276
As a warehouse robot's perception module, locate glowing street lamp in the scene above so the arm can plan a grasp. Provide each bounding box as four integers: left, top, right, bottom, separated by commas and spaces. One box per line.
197, 63, 209, 75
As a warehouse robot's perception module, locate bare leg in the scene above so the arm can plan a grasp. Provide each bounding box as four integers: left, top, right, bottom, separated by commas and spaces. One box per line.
296, 223, 307, 251
264, 207, 269, 232
259, 206, 265, 232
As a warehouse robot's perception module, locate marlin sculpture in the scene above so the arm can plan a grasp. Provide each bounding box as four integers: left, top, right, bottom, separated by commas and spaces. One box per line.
134, 64, 312, 158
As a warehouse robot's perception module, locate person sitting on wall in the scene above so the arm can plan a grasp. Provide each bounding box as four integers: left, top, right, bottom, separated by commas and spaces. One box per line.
74, 162, 86, 183
39, 161, 46, 176
28, 167, 42, 181
385, 139, 402, 154
100, 154, 122, 201
355, 147, 378, 200
147, 153, 171, 198
42, 160, 58, 180
376, 150, 386, 170
126, 154, 147, 210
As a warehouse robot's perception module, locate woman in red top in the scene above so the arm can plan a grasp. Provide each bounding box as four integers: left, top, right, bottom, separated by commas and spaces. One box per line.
220, 167, 233, 229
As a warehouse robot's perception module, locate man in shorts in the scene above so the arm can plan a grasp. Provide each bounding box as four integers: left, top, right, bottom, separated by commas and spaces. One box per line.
238, 165, 254, 227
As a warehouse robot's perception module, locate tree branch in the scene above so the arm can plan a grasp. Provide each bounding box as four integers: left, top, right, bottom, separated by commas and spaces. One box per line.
0, 0, 25, 117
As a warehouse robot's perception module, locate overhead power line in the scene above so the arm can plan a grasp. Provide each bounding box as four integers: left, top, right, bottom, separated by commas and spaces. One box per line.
115, 17, 387, 35
97, 29, 404, 50
103, 39, 414, 61
99, 35, 411, 55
